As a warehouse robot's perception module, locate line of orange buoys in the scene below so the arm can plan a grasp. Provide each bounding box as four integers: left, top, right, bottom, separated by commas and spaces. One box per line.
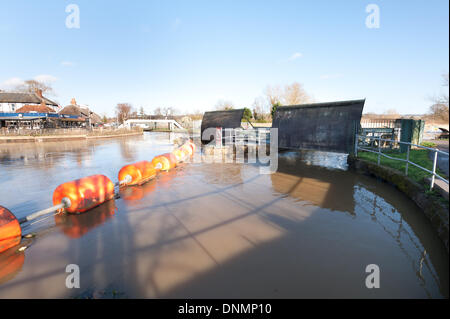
0, 140, 196, 254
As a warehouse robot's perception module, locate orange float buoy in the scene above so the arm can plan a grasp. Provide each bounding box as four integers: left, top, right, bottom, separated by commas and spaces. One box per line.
52, 174, 115, 214
0, 206, 22, 253
118, 160, 157, 186
172, 148, 188, 163
151, 153, 177, 171
188, 140, 196, 153
180, 144, 193, 157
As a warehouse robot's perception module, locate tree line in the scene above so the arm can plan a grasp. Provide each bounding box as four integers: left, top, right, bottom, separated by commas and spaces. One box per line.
7, 76, 446, 124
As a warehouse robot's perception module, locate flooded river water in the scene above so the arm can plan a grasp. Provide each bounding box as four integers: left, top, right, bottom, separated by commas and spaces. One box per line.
0, 132, 448, 298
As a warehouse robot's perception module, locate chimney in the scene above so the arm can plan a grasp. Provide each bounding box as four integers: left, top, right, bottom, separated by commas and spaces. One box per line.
71, 98, 77, 105
35, 88, 43, 98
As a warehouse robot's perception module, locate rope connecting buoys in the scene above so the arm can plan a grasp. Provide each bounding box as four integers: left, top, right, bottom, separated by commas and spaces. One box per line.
0, 139, 197, 253
118, 160, 157, 186
0, 206, 22, 253
53, 174, 115, 214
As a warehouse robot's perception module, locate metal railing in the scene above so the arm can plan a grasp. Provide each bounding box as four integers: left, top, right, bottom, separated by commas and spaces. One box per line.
360, 118, 400, 129
234, 128, 271, 145
355, 134, 449, 190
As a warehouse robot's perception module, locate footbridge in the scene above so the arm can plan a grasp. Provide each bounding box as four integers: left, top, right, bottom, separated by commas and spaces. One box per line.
124, 119, 185, 131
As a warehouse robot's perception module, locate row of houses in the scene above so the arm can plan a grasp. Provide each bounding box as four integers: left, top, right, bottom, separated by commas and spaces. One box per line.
0, 89, 102, 129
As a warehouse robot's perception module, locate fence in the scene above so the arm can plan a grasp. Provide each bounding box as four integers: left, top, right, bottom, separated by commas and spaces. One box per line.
233, 128, 271, 145
355, 134, 449, 190
360, 118, 400, 129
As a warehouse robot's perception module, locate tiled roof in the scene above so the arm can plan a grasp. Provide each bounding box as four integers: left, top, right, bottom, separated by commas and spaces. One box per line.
15, 104, 56, 113
0, 92, 58, 106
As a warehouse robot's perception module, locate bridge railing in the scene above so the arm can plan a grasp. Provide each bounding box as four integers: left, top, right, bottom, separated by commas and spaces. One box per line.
355, 134, 449, 190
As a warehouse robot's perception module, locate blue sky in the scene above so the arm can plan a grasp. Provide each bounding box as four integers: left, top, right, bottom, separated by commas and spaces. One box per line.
0, 0, 448, 116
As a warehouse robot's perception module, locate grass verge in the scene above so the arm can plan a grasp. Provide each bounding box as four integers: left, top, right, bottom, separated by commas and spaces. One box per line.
357, 149, 446, 186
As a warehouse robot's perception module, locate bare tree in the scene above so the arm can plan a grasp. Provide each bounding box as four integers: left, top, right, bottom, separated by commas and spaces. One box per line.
188, 109, 203, 121
252, 97, 265, 120
384, 108, 400, 116
215, 99, 235, 111
15, 80, 55, 96
154, 107, 162, 115
283, 82, 311, 105
429, 73, 449, 122
264, 82, 311, 107
264, 85, 283, 107
162, 107, 177, 117
116, 103, 132, 124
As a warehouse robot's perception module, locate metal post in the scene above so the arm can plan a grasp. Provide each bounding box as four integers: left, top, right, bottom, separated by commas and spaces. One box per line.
405, 144, 410, 176
430, 151, 438, 190
377, 135, 381, 165
354, 134, 358, 156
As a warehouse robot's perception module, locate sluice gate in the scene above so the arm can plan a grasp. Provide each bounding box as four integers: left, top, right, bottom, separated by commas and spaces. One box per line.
272, 99, 365, 153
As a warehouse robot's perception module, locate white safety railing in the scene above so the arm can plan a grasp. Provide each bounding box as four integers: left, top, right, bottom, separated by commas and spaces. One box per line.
355, 134, 449, 190
234, 128, 271, 145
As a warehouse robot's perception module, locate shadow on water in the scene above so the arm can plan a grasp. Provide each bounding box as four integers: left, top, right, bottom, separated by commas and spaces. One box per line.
157, 154, 448, 298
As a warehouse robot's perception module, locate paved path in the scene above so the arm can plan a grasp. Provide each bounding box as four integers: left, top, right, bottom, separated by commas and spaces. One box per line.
432, 140, 449, 177
426, 140, 449, 198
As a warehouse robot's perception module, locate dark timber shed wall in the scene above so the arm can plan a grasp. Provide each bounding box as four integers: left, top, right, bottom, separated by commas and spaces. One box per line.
201, 109, 244, 144
272, 99, 365, 153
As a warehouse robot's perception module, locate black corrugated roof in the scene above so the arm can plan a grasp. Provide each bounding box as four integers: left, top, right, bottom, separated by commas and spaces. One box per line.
201, 109, 245, 143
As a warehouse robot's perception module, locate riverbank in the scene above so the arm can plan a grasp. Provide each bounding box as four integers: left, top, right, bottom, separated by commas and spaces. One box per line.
0, 130, 143, 143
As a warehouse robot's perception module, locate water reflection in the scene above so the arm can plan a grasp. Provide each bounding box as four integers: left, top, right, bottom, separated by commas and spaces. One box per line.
0, 140, 94, 169
273, 155, 356, 212
54, 200, 116, 239
120, 180, 157, 201
353, 186, 448, 298
0, 247, 24, 285
271, 153, 448, 298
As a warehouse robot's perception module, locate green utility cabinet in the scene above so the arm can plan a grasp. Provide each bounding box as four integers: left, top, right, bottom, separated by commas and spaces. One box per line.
400, 119, 425, 152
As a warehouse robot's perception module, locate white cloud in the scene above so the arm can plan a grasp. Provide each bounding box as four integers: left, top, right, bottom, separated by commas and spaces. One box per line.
319, 74, 343, 80
61, 61, 74, 67
1, 77, 24, 88
34, 74, 57, 83
288, 52, 303, 61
